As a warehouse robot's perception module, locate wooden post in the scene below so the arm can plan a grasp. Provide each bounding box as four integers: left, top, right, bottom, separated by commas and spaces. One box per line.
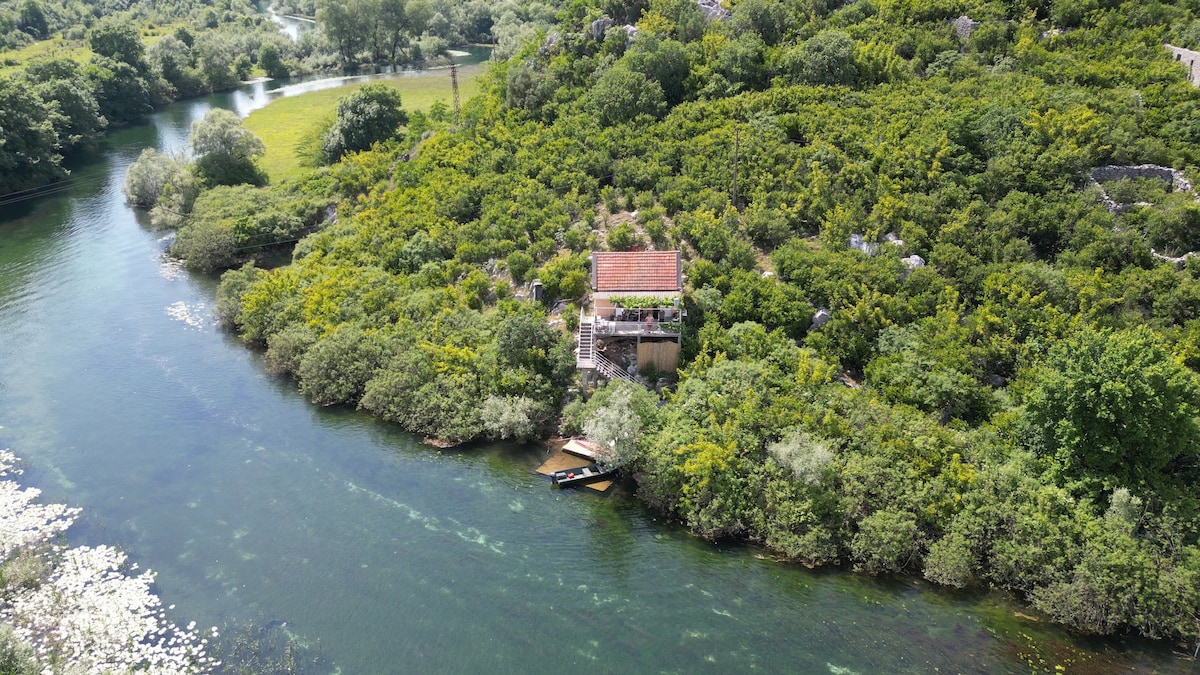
450, 63, 461, 123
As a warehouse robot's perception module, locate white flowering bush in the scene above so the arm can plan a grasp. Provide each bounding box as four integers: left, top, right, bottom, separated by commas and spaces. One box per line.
0, 449, 218, 674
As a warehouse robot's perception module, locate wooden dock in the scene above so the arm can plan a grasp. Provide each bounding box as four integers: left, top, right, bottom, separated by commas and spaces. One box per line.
535, 449, 614, 492
563, 438, 602, 461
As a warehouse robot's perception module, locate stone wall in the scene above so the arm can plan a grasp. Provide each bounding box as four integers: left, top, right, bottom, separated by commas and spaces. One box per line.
1089, 164, 1196, 212
1091, 164, 1193, 192
1166, 44, 1200, 87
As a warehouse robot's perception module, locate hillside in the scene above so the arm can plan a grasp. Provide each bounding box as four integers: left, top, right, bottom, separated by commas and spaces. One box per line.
214, 0, 1200, 644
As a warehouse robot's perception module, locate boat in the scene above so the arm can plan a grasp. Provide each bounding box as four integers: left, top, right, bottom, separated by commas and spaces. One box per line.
550, 463, 614, 487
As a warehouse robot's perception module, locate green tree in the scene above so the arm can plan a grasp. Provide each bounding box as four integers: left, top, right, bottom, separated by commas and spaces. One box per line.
781, 31, 857, 86
85, 57, 152, 126
322, 84, 408, 163
194, 33, 239, 91
1023, 326, 1200, 492
233, 54, 253, 81
123, 148, 188, 209
17, 0, 48, 39
317, 0, 371, 63
215, 263, 265, 328
623, 35, 690, 106
581, 379, 660, 468
148, 35, 203, 98
0, 75, 63, 193
481, 395, 551, 441
88, 19, 146, 71
265, 323, 319, 377
298, 326, 391, 404
588, 67, 666, 126
258, 43, 288, 79
190, 109, 267, 187
26, 67, 106, 152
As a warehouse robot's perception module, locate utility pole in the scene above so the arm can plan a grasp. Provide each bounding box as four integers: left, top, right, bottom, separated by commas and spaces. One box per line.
732, 127, 740, 210
450, 62, 461, 124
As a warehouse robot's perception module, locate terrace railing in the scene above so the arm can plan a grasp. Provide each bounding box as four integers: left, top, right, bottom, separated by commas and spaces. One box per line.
593, 319, 681, 337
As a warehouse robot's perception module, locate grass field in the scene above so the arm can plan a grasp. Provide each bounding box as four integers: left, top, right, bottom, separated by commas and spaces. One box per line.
0, 23, 182, 75
244, 65, 484, 184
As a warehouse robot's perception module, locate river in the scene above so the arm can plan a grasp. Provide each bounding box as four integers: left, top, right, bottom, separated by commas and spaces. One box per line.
0, 64, 1192, 675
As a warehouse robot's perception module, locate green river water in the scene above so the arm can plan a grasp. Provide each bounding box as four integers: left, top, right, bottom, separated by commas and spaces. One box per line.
0, 68, 1194, 674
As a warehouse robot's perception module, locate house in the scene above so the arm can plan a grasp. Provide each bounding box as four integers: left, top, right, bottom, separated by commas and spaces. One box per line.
576, 251, 684, 382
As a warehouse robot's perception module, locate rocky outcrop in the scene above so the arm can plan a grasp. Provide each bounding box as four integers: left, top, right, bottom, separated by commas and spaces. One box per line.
697, 0, 730, 21
590, 17, 613, 40
951, 16, 980, 40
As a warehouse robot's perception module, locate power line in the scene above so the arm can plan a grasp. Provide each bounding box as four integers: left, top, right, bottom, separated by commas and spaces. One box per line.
0, 174, 114, 208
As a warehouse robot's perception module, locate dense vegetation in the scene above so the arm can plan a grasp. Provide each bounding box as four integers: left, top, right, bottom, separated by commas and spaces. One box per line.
195, 0, 1200, 646
0, 0, 553, 195
0, 0, 297, 194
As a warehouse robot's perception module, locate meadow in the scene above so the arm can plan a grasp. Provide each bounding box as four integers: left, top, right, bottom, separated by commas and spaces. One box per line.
244, 64, 484, 183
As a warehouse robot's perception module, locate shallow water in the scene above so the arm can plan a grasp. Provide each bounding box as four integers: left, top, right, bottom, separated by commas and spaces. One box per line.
0, 76, 1193, 674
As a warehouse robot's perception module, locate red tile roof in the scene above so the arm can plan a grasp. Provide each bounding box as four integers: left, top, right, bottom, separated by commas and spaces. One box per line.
593, 251, 682, 292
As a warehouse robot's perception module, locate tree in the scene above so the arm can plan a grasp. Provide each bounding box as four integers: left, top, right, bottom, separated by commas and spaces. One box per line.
190, 109, 267, 187
123, 148, 188, 208
17, 0, 48, 39
322, 84, 408, 163
0, 75, 63, 194
297, 326, 391, 404
588, 67, 666, 126
781, 31, 857, 86
85, 57, 152, 126
233, 54, 253, 82
622, 36, 689, 106
1024, 326, 1200, 492
171, 217, 238, 271
258, 43, 288, 79
316, 0, 370, 63
193, 33, 239, 92
24, 60, 106, 152
88, 19, 146, 71
481, 395, 551, 441
582, 379, 660, 468
148, 35, 203, 98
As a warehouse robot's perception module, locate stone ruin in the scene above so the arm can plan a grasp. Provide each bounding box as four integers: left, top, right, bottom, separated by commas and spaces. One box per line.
1087, 164, 1200, 268
1088, 164, 1196, 213
1166, 44, 1200, 87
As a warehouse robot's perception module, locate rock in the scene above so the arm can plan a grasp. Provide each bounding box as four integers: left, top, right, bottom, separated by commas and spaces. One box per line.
590, 17, 613, 41
622, 24, 639, 46
809, 308, 832, 331
901, 255, 926, 269
849, 234, 878, 256
951, 15, 980, 40
696, 0, 731, 21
